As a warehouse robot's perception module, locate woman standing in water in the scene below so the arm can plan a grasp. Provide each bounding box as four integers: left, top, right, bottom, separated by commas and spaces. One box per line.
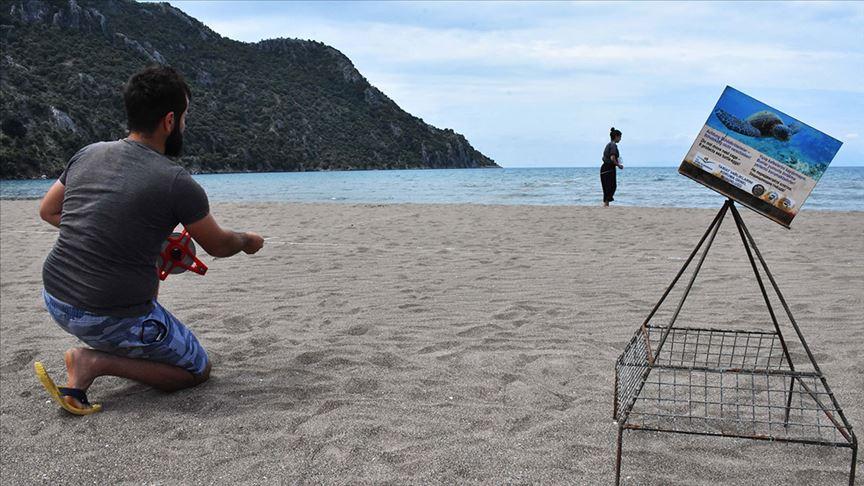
601, 127, 623, 206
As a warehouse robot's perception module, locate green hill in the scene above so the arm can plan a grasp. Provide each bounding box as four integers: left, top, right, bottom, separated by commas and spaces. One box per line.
0, 0, 497, 179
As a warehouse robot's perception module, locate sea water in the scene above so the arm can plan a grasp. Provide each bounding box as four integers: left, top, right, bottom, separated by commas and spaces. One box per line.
2, 166, 863, 211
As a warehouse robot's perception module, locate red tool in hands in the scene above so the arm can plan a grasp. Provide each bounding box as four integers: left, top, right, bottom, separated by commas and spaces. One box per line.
157, 229, 207, 280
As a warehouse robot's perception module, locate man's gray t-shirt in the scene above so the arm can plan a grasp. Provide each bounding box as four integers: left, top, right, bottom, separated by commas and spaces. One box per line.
43, 139, 209, 317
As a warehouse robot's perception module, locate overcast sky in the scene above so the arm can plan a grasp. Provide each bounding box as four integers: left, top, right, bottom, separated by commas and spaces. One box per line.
169, 1, 863, 168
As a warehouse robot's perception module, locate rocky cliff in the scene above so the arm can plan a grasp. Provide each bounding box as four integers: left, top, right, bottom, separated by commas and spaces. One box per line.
0, 0, 497, 178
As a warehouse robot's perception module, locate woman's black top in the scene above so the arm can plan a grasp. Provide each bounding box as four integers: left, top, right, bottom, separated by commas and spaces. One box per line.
601, 141, 619, 173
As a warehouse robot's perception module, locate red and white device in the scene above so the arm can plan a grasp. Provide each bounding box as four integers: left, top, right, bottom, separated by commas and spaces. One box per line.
156, 229, 207, 280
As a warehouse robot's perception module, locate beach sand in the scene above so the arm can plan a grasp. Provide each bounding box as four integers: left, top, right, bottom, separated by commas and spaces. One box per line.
1, 200, 862, 484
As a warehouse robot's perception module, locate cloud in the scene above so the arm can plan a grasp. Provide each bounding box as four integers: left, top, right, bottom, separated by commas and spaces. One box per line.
169, 1, 864, 166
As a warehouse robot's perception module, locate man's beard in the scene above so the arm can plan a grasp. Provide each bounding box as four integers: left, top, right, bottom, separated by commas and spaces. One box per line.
164, 114, 184, 157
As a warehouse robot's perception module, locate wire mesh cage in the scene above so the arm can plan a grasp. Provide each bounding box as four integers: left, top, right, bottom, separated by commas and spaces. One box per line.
616, 325, 852, 447
612, 201, 857, 485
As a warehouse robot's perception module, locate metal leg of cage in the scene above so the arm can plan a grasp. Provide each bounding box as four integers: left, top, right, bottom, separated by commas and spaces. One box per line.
727, 202, 798, 426
730, 203, 825, 377
613, 367, 619, 421
732, 204, 858, 485
783, 377, 795, 426
639, 199, 730, 334
615, 426, 624, 486
649, 199, 731, 358
622, 200, 729, 421
614, 201, 730, 485
730, 203, 857, 444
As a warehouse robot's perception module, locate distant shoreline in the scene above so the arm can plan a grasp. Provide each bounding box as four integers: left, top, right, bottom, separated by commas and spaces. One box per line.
2, 164, 505, 182
5, 164, 863, 182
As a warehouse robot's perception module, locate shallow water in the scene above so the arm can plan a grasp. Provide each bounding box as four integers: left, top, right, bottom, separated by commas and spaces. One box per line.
2, 166, 862, 211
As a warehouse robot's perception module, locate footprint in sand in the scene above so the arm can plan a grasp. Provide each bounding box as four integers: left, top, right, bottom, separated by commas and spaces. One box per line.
344, 377, 379, 394
508, 415, 533, 433
315, 399, 349, 415
321, 356, 359, 368
0, 348, 37, 373
456, 324, 502, 338
418, 341, 459, 354
367, 352, 406, 369
223, 315, 254, 333
295, 350, 329, 365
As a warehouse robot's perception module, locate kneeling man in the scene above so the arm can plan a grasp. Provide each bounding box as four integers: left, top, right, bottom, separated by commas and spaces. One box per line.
36, 66, 264, 414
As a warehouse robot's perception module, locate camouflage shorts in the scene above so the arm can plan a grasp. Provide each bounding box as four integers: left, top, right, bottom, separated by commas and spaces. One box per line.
42, 289, 209, 376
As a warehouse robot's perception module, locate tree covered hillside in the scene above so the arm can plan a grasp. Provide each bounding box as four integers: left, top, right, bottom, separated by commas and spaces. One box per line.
0, 0, 497, 178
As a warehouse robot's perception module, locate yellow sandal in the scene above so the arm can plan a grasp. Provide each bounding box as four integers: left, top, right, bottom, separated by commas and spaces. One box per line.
34, 362, 102, 415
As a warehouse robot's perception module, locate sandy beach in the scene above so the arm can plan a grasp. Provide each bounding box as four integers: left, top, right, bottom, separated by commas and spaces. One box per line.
1, 200, 861, 484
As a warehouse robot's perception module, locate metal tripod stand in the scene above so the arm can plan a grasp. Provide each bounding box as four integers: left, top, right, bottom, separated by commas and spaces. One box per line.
613, 199, 857, 485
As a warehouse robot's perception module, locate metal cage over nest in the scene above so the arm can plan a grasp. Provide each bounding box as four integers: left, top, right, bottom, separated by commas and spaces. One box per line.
613, 200, 857, 485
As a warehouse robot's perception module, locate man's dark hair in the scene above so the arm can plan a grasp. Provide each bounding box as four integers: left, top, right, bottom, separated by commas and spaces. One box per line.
123, 65, 191, 133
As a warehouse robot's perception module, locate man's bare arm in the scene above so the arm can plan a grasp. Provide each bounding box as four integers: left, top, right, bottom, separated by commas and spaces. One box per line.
39, 180, 65, 228
185, 213, 264, 258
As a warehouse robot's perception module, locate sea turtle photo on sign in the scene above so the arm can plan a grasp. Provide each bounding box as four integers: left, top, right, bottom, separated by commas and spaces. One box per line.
679, 86, 843, 227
